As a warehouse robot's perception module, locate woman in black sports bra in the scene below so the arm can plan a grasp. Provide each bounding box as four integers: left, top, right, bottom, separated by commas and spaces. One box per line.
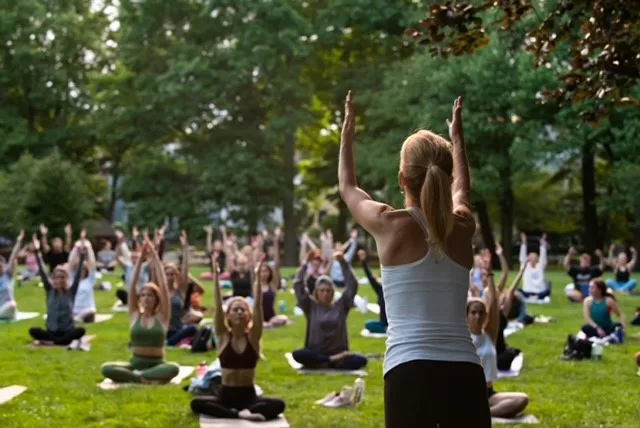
190, 256, 285, 422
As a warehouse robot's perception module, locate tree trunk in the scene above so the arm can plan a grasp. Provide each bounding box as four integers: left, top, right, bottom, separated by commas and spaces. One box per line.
499, 166, 515, 269
283, 132, 297, 267
336, 199, 349, 243
475, 198, 499, 270
632, 202, 640, 272
581, 140, 600, 253
108, 163, 120, 222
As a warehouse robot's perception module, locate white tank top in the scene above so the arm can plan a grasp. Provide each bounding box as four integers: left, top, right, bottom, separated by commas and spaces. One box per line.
381, 208, 481, 375
471, 332, 497, 382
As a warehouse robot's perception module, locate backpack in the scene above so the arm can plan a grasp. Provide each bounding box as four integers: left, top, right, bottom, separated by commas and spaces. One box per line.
191, 326, 215, 353
561, 335, 592, 361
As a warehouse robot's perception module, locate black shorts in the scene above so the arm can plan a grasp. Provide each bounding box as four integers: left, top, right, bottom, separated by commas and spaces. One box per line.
384, 359, 491, 428
218, 385, 257, 409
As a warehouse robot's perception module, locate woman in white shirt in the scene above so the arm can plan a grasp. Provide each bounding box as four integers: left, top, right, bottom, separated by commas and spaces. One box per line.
467, 254, 529, 418
519, 232, 551, 300
339, 93, 490, 427
69, 232, 98, 323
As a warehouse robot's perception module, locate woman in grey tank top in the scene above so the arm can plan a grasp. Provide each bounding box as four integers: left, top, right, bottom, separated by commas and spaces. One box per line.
338, 93, 490, 427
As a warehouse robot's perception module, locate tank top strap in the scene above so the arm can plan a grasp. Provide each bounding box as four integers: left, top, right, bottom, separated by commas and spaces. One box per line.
406, 207, 430, 240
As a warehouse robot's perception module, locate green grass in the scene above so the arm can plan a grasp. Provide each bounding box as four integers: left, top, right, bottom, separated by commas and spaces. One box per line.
1, 267, 639, 428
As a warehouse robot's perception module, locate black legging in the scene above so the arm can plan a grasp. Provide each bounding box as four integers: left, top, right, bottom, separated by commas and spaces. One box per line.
384, 360, 490, 428
191, 385, 285, 420
29, 327, 86, 345
116, 289, 128, 305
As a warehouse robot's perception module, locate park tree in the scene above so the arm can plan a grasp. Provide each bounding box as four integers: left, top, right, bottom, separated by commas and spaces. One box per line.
0, 0, 110, 168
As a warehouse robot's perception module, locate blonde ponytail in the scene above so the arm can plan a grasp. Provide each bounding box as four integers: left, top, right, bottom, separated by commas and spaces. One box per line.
420, 165, 454, 257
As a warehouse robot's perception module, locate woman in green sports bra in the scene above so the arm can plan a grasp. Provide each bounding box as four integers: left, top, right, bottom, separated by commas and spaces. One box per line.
101, 239, 179, 384
581, 278, 627, 339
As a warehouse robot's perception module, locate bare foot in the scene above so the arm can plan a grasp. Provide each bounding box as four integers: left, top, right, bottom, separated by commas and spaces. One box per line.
238, 409, 266, 421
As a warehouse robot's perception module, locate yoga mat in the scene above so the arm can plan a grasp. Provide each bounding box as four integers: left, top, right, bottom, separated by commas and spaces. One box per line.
523, 297, 550, 305
264, 320, 293, 329
28, 334, 96, 349
492, 414, 539, 424
98, 365, 195, 390
0, 385, 27, 405
0, 312, 39, 324
504, 321, 524, 338
43, 314, 113, 324
366, 303, 380, 315
200, 415, 289, 428
360, 329, 387, 339
111, 301, 129, 313
284, 353, 368, 377
498, 353, 524, 378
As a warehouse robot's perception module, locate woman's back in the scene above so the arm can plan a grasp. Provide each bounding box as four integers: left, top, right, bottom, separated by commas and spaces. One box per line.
381, 208, 479, 374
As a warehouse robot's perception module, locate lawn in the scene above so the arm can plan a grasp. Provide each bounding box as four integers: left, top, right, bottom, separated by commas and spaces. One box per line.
1, 267, 639, 428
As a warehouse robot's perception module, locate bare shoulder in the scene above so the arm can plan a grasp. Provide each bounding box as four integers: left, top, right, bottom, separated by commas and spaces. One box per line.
584, 296, 594, 305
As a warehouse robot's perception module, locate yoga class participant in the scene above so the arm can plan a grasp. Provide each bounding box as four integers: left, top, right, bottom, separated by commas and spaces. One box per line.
292, 252, 368, 370
581, 279, 627, 339
115, 230, 150, 306
96, 239, 117, 272
329, 228, 358, 288
0, 231, 24, 320
519, 232, 551, 300
339, 93, 490, 427
165, 231, 198, 346
101, 240, 180, 384
190, 257, 285, 421
40, 223, 72, 272
469, 254, 485, 297
467, 259, 530, 418
29, 235, 87, 346
205, 225, 227, 272
258, 227, 288, 328
68, 232, 98, 323
564, 247, 604, 303
605, 245, 637, 293
17, 241, 39, 281
358, 250, 387, 334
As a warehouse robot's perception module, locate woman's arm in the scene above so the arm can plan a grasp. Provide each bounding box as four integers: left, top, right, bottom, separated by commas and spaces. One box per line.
582, 298, 600, 331
448, 97, 472, 217
338, 91, 393, 235
272, 227, 282, 289
563, 247, 575, 270
294, 264, 312, 314
481, 257, 500, 344
70, 250, 86, 298
148, 241, 171, 327
360, 251, 383, 297
81, 231, 96, 273
608, 298, 627, 331
339, 255, 359, 310
179, 230, 189, 292
7, 230, 24, 276
204, 225, 213, 254
495, 244, 509, 293
519, 232, 527, 266
32, 236, 52, 292
501, 262, 526, 317
40, 224, 51, 254
128, 245, 147, 317
64, 224, 73, 253
250, 257, 265, 345
595, 249, 606, 271
211, 253, 227, 337
628, 247, 637, 271
539, 234, 548, 269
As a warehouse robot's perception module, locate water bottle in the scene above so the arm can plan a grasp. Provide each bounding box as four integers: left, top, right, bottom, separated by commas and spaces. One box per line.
352, 377, 365, 405
278, 300, 287, 314
197, 361, 208, 378
591, 343, 603, 360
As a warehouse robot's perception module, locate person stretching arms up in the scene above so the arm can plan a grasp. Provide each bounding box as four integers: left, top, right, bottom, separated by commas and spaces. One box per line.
467, 256, 530, 418
0, 230, 24, 320
564, 247, 605, 303
358, 249, 387, 334
29, 235, 86, 346
338, 93, 490, 427
191, 256, 285, 421
519, 232, 551, 300
605, 245, 637, 293
40, 224, 72, 272
101, 239, 179, 384
68, 231, 98, 323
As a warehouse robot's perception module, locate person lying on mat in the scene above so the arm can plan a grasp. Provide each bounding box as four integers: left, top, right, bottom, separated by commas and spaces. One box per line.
68, 231, 98, 323
358, 249, 387, 334
0, 230, 24, 320
190, 257, 285, 421
29, 235, 87, 347
467, 255, 529, 418
101, 239, 179, 384
605, 245, 637, 293
563, 247, 605, 303
257, 227, 288, 328
519, 232, 551, 300
164, 231, 199, 346
581, 279, 627, 340
292, 252, 368, 371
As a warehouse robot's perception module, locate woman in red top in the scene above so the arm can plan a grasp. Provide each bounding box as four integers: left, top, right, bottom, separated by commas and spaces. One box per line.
190, 256, 285, 422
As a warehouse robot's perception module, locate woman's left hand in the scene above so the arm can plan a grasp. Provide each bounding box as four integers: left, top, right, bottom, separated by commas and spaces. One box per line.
340, 90, 355, 145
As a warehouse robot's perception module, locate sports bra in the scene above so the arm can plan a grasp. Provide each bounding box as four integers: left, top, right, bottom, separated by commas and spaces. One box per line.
219, 337, 259, 369
130, 316, 165, 348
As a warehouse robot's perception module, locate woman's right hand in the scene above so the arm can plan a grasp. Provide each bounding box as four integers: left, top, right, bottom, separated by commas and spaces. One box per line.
32, 234, 40, 251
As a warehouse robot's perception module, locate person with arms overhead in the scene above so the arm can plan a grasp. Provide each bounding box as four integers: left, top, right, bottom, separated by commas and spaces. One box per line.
338, 92, 490, 427
519, 232, 551, 300
40, 224, 72, 272
564, 247, 605, 303
0, 231, 24, 320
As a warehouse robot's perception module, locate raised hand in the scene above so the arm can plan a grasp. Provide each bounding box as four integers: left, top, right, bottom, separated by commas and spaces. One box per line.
333, 251, 345, 262
274, 226, 281, 239
446, 96, 464, 145
540, 233, 547, 244
32, 234, 40, 251
495, 243, 503, 256
341, 90, 356, 146
609, 243, 616, 253
142, 228, 150, 241
520, 232, 527, 243
64, 224, 72, 235
17, 229, 25, 242
568, 246, 577, 255
40, 224, 48, 235
132, 226, 139, 239
203, 225, 213, 234
631, 247, 636, 255
179, 230, 188, 247
80, 228, 87, 241
115, 229, 124, 241
350, 228, 358, 239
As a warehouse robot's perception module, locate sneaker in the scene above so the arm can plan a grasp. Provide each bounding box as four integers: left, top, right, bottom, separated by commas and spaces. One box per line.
78, 340, 91, 351
67, 340, 80, 351
315, 392, 338, 405
324, 387, 354, 408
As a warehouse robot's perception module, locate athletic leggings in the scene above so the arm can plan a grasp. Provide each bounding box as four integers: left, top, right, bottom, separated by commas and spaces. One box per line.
116, 289, 128, 305
384, 360, 490, 428
101, 355, 180, 383
29, 327, 86, 345
191, 385, 285, 420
